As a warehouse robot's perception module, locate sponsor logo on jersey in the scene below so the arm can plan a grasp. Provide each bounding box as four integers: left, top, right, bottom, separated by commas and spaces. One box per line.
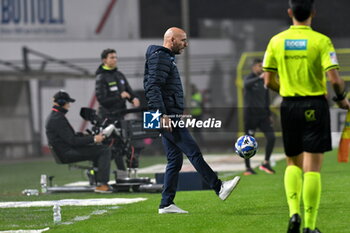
285, 39, 307, 50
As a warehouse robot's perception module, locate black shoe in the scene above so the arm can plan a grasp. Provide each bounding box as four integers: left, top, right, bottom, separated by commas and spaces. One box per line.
259, 162, 276, 174
303, 228, 322, 233
287, 214, 301, 233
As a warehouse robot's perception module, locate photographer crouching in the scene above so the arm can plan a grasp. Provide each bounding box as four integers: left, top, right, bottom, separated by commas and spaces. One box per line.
45, 90, 113, 193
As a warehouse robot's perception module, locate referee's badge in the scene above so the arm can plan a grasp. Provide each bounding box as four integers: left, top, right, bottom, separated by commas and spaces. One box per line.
330, 52, 339, 65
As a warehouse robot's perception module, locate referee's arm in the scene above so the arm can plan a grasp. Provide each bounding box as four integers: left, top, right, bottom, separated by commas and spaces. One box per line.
264, 71, 280, 93
327, 69, 350, 109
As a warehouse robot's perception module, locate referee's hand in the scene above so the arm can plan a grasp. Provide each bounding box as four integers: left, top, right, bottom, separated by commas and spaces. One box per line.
337, 98, 350, 110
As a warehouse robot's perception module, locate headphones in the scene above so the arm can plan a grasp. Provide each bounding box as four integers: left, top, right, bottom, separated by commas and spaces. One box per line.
54, 90, 68, 106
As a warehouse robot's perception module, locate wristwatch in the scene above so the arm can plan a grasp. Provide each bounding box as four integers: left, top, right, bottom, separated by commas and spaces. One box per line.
332, 91, 347, 102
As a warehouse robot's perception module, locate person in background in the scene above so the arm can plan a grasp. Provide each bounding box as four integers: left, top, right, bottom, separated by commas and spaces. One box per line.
243, 58, 276, 175
95, 49, 140, 171
190, 83, 204, 145
45, 90, 112, 193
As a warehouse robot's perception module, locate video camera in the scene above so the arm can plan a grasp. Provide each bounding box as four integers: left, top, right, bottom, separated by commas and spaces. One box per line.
80, 107, 120, 138
79, 107, 159, 172
79, 107, 163, 192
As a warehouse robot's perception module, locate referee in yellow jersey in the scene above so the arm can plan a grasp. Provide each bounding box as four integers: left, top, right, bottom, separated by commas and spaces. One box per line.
263, 1, 350, 233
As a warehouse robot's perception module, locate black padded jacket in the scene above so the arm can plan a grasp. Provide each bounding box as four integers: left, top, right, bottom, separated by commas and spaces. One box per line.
143, 45, 184, 115
95, 65, 136, 118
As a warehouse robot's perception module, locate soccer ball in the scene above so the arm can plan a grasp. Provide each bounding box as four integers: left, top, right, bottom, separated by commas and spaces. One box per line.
234, 135, 258, 159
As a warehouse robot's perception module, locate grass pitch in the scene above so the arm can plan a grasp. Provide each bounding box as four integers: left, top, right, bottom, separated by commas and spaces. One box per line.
0, 151, 349, 232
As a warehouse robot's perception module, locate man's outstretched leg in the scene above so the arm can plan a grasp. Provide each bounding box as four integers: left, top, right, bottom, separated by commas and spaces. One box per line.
162, 128, 241, 201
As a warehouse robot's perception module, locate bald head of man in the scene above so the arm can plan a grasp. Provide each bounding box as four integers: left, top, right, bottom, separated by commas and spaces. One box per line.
163, 27, 188, 54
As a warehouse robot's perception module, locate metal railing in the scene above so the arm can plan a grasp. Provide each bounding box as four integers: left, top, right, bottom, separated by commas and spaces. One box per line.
0, 47, 234, 80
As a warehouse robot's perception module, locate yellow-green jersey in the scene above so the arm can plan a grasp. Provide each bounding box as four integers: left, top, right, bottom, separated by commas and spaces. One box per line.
263, 25, 339, 97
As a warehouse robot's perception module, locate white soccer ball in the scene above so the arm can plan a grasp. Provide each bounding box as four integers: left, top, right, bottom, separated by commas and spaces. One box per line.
234, 135, 258, 159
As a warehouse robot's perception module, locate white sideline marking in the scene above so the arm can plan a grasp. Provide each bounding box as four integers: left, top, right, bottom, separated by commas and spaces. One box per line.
61, 209, 110, 225
0, 198, 147, 208
0, 207, 120, 231
0, 227, 50, 233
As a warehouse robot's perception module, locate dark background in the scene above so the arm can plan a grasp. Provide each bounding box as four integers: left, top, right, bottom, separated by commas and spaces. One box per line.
140, 0, 349, 38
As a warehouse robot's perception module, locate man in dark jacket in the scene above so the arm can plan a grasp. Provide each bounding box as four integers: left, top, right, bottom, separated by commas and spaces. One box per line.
243, 58, 276, 175
144, 27, 241, 214
45, 90, 112, 193
95, 49, 140, 171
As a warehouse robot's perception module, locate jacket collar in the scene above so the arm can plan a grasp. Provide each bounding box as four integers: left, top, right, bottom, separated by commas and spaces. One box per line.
102, 65, 117, 71
96, 64, 117, 75
290, 25, 312, 30
52, 105, 68, 114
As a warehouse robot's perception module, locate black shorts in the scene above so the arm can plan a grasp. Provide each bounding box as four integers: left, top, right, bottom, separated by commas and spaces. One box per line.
281, 96, 332, 157
244, 114, 274, 136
